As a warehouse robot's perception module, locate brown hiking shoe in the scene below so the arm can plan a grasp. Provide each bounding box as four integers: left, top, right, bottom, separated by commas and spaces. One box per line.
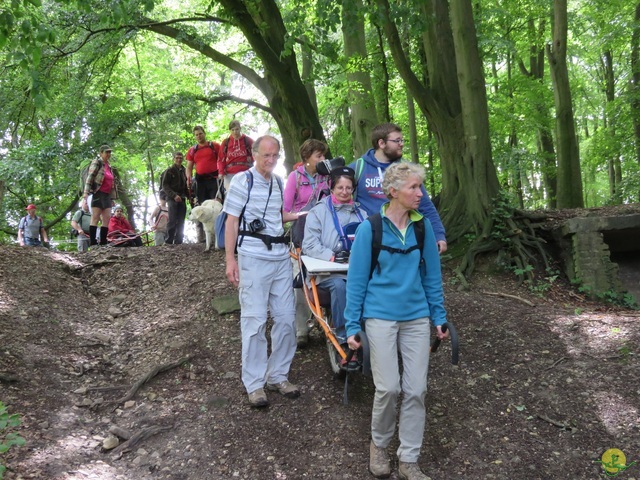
398, 462, 430, 480
266, 381, 300, 399
369, 440, 391, 478
247, 388, 269, 408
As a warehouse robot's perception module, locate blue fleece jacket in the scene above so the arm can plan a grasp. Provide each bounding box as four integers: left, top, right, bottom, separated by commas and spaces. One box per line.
344, 205, 447, 339
348, 149, 446, 242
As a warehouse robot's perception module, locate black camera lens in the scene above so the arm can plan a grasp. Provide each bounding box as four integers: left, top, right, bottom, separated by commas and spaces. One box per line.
249, 218, 266, 233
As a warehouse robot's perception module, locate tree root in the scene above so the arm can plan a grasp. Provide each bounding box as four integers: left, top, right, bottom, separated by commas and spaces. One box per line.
455, 202, 552, 284
91, 355, 193, 408
112, 424, 174, 455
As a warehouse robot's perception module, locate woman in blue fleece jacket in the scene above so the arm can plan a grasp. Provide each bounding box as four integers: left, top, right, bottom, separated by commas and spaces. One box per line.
345, 161, 448, 480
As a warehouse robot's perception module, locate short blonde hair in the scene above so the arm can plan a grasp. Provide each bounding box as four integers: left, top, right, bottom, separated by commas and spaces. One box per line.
382, 162, 426, 199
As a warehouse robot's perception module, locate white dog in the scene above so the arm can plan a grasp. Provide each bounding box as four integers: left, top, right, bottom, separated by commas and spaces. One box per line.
189, 199, 223, 251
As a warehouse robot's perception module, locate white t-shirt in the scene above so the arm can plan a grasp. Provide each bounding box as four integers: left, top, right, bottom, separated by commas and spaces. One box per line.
223, 167, 288, 261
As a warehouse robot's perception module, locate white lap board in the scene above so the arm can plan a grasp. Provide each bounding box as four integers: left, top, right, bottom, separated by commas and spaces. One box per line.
301, 255, 349, 274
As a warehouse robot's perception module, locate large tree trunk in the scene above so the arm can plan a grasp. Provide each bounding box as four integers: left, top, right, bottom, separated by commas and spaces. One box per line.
546, 0, 583, 208
631, 4, 640, 201
376, 0, 499, 241
520, 17, 557, 208
602, 50, 622, 200
369, 16, 391, 123
145, 0, 326, 171
341, 0, 378, 157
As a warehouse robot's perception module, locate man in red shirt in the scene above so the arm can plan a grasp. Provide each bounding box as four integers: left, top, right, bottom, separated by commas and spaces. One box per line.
218, 120, 254, 193
186, 125, 221, 242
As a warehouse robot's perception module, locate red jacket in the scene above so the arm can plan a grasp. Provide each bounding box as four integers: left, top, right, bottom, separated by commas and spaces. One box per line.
108, 215, 134, 238
217, 134, 254, 175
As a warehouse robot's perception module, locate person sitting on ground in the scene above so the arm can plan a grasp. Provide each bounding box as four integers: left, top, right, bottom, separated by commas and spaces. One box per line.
71, 201, 92, 252
284, 139, 331, 348
302, 166, 367, 349
345, 162, 448, 480
150, 193, 169, 246
18, 204, 49, 247
107, 206, 142, 247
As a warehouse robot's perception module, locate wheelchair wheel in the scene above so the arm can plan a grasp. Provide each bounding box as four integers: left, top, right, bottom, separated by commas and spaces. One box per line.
326, 340, 347, 380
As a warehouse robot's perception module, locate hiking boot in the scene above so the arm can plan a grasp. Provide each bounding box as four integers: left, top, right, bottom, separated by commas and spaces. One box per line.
398, 462, 430, 480
369, 440, 390, 478
266, 380, 300, 399
296, 335, 308, 349
247, 388, 269, 408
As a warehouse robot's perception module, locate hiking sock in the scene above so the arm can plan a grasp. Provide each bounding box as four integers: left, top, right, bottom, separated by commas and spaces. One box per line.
100, 227, 109, 245
90, 225, 98, 246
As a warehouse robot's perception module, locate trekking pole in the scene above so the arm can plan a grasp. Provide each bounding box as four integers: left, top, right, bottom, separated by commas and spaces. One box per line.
430, 321, 459, 365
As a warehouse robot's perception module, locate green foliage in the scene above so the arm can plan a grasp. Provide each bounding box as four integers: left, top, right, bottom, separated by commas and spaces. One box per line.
0, 401, 26, 478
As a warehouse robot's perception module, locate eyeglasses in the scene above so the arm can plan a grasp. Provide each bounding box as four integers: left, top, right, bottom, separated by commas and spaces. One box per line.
259, 153, 280, 160
334, 185, 354, 192
386, 138, 404, 145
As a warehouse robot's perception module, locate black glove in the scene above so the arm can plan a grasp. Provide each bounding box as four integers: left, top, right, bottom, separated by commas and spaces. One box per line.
334, 250, 350, 264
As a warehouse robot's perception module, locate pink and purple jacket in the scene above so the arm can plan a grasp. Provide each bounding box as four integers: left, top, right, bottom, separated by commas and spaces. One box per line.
283, 165, 329, 213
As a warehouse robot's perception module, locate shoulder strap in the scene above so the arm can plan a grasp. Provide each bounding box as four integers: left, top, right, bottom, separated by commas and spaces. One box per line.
244, 136, 252, 158
368, 213, 383, 279
354, 157, 365, 201
368, 214, 425, 279
354, 157, 365, 182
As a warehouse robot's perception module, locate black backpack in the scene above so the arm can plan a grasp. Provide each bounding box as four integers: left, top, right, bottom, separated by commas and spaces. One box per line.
191, 141, 217, 156
367, 213, 425, 279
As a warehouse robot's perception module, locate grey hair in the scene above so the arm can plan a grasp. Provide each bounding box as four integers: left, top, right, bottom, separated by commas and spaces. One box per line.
382, 162, 426, 199
252, 135, 281, 154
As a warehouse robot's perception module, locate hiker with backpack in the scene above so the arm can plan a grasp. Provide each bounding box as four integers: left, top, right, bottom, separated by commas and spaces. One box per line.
71, 201, 92, 252
218, 120, 254, 193
18, 204, 49, 247
81, 144, 118, 248
223, 135, 306, 408
349, 123, 447, 254
283, 139, 331, 348
187, 126, 221, 243
344, 162, 448, 480
301, 166, 367, 355
161, 151, 189, 245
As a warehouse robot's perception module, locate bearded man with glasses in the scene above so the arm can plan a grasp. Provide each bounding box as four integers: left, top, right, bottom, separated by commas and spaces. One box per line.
349, 123, 448, 254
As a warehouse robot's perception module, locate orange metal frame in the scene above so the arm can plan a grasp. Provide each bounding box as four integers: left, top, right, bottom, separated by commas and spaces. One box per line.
290, 248, 349, 361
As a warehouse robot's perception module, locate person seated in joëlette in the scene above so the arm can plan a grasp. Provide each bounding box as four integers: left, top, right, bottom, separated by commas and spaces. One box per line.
301, 166, 367, 349
107, 205, 142, 247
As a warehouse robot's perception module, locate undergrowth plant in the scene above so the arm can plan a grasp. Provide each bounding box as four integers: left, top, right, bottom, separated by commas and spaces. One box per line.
0, 402, 25, 479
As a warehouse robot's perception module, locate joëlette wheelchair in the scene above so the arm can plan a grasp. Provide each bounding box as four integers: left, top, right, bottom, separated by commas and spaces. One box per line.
290, 244, 460, 404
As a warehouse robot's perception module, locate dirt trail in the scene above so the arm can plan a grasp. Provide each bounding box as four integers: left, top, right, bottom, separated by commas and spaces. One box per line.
0, 244, 638, 479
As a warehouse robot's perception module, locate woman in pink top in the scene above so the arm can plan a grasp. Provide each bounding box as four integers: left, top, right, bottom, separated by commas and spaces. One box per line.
81, 144, 118, 247
283, 139, 330, 214
284, 139, 330, 348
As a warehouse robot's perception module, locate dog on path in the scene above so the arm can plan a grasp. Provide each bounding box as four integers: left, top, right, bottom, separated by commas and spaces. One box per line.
189, 199, 223, 251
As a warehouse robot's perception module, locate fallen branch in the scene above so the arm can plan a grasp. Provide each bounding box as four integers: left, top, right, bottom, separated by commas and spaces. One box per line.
536, 413, 575, 432
95, 355, 193, 407
545, 357, 568, 371
482, 291, 535, 307
112, 425, 173, 455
